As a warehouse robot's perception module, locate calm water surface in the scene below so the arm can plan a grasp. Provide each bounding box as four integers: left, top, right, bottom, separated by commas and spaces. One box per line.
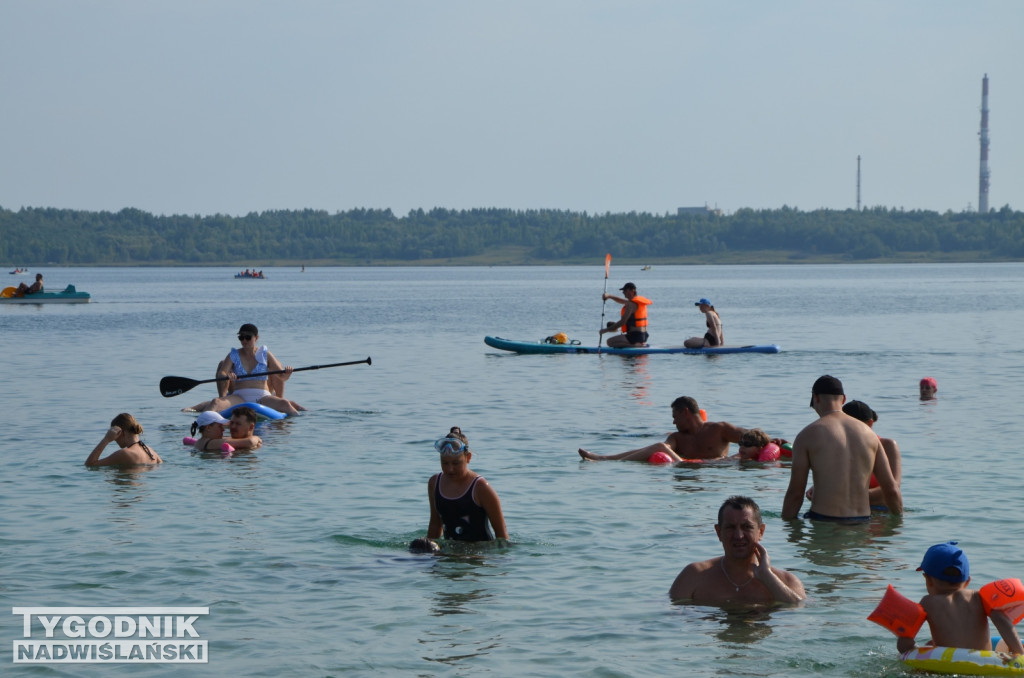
2, 264, 1024, 677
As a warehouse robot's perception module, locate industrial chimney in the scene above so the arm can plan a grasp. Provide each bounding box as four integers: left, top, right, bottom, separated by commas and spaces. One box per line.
978, 74, 990, 213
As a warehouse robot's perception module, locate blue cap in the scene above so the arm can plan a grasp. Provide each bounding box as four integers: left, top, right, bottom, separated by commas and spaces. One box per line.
695, 298, 712, 306
917, 541, 969, 583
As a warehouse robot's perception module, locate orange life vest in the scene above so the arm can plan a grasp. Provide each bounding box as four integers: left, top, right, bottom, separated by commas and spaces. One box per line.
621, 296, 651, 333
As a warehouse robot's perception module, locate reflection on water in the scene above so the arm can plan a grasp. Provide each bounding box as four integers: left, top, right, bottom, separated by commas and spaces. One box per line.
784, 515, 903, 594
94, 465, 159, 523
621, 355, 653, 405
711, 608, 775, 645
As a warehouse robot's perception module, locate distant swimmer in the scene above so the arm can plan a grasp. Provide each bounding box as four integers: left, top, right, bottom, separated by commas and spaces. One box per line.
684, 298, 723, 348
669, 495, 805, 605
600, 282, 651, 347
782, 375, 901, 521
578, 396, 746, 462
86, 413, 162, 467
919, 377, 938, 401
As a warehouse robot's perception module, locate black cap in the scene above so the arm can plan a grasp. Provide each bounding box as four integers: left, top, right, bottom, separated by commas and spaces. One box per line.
810, 375, 844, 406
620, 282, 637, 291
842, 400, 877, 423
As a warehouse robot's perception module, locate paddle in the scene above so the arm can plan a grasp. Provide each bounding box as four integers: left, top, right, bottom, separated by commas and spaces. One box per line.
597, 253, 611, 354
160, 357, 372, 397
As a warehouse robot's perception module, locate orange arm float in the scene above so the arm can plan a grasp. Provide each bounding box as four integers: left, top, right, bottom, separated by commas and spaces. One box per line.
867, 585, 927, 638
981, 579, 1024, 624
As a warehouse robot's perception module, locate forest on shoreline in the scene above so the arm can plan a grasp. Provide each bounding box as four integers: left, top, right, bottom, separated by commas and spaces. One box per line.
2, 204, 1023, 266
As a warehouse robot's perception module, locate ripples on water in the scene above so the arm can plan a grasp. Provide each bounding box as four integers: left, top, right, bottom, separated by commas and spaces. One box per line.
2, 264, 1023, 676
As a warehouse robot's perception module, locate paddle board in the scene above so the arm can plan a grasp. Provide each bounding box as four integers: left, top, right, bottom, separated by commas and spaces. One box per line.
484, 336, 781, 356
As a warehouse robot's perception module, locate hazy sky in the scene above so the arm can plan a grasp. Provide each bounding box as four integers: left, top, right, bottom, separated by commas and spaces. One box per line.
2, 1, 1021, 217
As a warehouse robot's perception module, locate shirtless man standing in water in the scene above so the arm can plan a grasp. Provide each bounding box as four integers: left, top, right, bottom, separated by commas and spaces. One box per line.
782, 375, 902, 521
578, 396, 746, 462
669, 496, 805, 605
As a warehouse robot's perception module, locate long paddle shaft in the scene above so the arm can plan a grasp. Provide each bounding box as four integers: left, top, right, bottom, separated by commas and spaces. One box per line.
160, 357, 372, 397
597, 253, 611, 353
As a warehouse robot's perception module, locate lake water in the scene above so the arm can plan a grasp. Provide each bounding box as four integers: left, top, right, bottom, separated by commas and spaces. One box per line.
2, 263, 1023, 677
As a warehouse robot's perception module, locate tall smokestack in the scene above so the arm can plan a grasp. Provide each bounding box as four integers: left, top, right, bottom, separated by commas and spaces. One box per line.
856, 155, 861, 211
978, 74, 990, 213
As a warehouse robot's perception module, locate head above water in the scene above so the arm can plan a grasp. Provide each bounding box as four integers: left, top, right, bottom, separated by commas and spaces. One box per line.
110, 413, 143, 436
619, 282, 637, 293
920, 377, 938, 400
238, 323, 259, 336
694, 298, 713, 307
810, 374, 844, 407
230, 407, 258, 424
670, 396, 700, 415
917, 541, 969, 584
717, 495, 763, 527
738, 428, 770, 449
435, 426, 470, 456
842, 400, 878, 424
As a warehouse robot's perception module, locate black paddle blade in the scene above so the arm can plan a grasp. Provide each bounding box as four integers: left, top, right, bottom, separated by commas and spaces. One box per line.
160, 376, 203, 397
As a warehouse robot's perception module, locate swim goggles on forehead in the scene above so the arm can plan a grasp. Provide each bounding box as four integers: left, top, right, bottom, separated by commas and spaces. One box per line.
434, 437, 467, 455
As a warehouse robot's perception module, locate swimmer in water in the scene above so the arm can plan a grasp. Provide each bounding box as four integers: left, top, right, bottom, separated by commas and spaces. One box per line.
424, 426, 508, 543
86, 413, 162, 466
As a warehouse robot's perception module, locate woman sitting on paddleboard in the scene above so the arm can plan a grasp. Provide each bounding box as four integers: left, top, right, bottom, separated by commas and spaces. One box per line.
205, 324, 305, 416
86, 413, 162, 467
685, 298, 723, 348
423, 427, 508, 545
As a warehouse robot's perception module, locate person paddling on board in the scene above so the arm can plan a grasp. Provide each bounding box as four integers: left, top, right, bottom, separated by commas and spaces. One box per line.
600, 282, 650, 347
578, 396, 746, 462
669, 495, 805, 605
202, 323, 305, 415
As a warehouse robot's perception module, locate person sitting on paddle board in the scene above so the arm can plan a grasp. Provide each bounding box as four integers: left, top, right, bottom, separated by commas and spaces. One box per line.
600, 282, 650, 348
86, 413, 162, 467
578, 396, 747, 462
189, 410, 262, 453
424, 426, 508, 545
14, 273, 43, 297
684, 298, 723, 348
205, 324, 304, 416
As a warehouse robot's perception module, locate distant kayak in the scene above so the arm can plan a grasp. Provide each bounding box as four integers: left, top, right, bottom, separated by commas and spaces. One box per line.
0, 285, 90, 304
484, 336, 780, 355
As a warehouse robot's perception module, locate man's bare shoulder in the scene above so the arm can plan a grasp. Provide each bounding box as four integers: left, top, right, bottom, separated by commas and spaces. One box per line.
669, 557, 719, 600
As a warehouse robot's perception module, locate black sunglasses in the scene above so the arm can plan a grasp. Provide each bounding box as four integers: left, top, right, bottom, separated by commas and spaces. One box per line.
238, 334, 253, 341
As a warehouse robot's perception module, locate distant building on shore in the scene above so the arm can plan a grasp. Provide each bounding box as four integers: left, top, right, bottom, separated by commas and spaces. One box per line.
677, 205, 721, 217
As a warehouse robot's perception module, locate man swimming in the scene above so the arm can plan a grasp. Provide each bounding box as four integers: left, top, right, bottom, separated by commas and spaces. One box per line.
578, 396, 746, 462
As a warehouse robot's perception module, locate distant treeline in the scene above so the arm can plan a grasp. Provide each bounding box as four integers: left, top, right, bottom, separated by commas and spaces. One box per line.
2, 204, 1023, 265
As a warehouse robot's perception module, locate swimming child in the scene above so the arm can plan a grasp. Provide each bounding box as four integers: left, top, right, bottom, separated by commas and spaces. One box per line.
897, 542, 1024, 656
424, 426, 508, 543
